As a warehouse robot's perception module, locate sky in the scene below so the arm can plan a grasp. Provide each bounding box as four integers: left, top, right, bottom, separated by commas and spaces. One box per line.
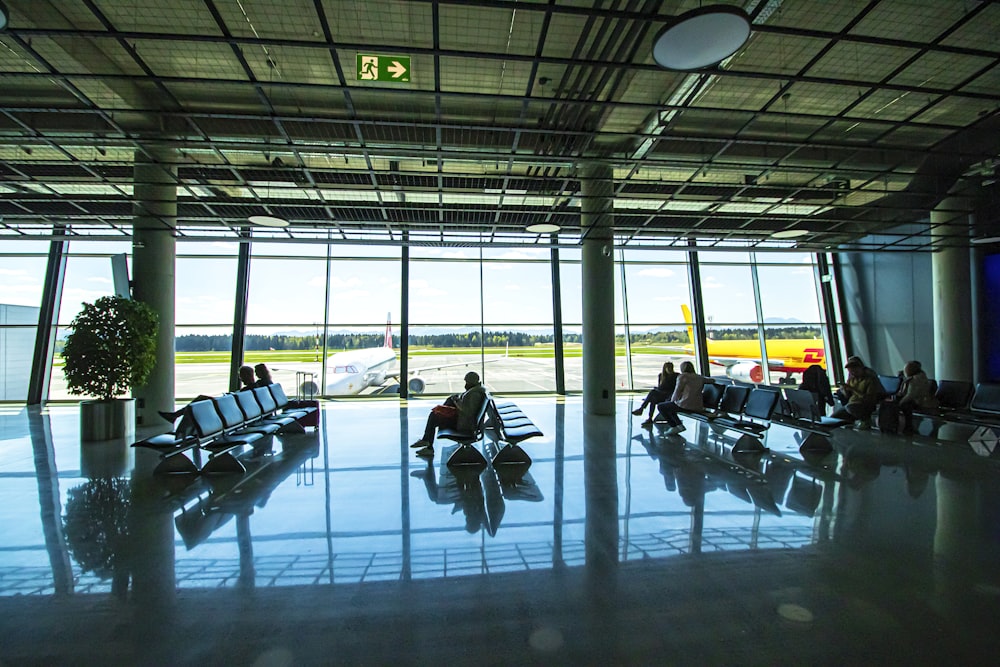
0, 240, 823, 335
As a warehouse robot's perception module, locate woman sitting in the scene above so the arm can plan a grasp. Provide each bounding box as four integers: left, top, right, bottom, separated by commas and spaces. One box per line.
654, 361, 708, 436
633, 361, 679, 426
898, 360, 938, 434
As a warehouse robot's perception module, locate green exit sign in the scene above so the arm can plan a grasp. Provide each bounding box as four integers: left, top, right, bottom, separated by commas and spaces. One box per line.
356, 54, 411, 83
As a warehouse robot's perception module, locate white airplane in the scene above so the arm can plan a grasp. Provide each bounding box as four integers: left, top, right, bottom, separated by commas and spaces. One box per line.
321, 316, 506, 396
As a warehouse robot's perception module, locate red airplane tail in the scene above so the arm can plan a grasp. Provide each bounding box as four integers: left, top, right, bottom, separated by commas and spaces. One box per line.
384, 313, 393, 349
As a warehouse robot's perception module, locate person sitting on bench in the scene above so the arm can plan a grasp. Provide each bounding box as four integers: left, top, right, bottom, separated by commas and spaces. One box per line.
898, 360, 937, 434
411, 371, 487, 459
253, 363, 273, 388
633, 361, 678, 426
832, 356, 881, 430
654, 361, 707, 435
239, 365, 255, 390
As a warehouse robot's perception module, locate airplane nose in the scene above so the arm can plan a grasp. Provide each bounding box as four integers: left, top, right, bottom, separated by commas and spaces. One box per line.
326, 374, 358, 395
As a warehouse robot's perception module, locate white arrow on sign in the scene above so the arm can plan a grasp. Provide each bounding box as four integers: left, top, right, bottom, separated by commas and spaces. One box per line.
388, 60, 408, 79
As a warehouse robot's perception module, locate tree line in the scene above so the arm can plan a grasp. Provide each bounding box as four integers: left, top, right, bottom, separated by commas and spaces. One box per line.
175, 326, 820, 352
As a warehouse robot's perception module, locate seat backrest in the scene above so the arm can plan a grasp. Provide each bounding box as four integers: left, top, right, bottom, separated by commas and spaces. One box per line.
213, 394, 247, 430
878, 374, 902, 398
253, 386, 279, 414
473, 391, 492, 431
783, 388, 818, 422
702, 383, 724, 410
970, 382, 1000, 414
718, 385, 750, 414
268, 382, 290, 409
744, 388, 779, 421
235, 390, 264, 421
936, 380, 974, 410
188, 399, 225, 439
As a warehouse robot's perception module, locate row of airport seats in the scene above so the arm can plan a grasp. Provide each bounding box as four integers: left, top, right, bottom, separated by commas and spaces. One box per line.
675, 383, 780, 440
133, 383, 317, 476
440, 394, 543, 471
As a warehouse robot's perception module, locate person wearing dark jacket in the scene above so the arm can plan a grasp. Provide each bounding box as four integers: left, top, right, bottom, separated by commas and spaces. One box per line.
253, 363, 273, 388
800, 364, 835, 415
411, 371, 488, 459
633, 361, 679, 426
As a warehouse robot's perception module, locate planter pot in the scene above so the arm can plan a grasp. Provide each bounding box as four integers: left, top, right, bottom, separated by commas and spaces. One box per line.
81, 399, 135, 442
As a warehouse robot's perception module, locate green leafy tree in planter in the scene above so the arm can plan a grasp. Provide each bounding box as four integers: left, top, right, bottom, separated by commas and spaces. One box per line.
63, 296, 159, 401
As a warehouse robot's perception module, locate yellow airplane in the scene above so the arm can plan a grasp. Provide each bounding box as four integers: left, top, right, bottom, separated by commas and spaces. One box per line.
679, 305, 827, 383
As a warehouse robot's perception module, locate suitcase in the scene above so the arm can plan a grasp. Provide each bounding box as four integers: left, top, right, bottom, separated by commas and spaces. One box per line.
878, 400, 899, 434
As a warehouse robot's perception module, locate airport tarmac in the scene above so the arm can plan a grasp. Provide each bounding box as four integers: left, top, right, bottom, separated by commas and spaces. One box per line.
46, 353, 705, 401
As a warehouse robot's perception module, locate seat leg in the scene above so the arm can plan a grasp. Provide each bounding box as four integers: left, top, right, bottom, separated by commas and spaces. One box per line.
446, 443, 488, 470
491, 443, 531, 467
732, 434, 767, 454
153, 454, 199, 476
201, 452, 247, 475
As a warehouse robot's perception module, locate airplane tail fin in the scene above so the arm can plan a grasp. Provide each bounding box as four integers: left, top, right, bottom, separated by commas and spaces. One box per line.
681, 304, 694, 344
384, 313, 393, 349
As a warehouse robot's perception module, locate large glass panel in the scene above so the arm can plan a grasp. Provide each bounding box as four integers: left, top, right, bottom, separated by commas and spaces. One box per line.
176, 255, 238, 397
0, 253, 47, 400
758, 261, 828, 385
698, 262, 759, 381
482, 249, 555, 393
407, 253, 483, 397
621, 249, 693, 391
50, 244, 131, 399
323, 252, 401, 397
246, 253, 328, 398
559, 251, 582, 392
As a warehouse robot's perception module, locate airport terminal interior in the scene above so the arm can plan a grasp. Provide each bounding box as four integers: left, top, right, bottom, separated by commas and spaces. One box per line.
2, 0, 1000, 664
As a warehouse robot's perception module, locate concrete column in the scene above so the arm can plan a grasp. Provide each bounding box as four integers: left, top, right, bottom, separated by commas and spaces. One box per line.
131, 146, 177, 425
580, 162, 616, 416
931, 195, 974, 382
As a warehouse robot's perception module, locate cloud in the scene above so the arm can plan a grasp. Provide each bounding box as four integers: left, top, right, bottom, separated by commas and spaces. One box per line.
496, 249, 547, 260
330, 276, 363, 289
0, 268, 28, 277
87, 276, 112, 284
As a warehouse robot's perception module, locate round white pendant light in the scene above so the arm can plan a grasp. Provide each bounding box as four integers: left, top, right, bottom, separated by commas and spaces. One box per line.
772, 229, 808, 239
248, 214, 289, 228
525, 223, 561, 234
652, 5, 751, 71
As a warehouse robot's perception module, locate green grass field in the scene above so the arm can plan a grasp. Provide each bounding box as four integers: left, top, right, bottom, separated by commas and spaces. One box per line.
55, 343, 679, 367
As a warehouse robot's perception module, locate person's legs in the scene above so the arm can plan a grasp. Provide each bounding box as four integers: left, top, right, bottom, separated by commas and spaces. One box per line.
899, 400, 915, 434
646, 390, 667, 419
413, 412, 445, 448
846, 403, 874, 429
656, 401, 682, 427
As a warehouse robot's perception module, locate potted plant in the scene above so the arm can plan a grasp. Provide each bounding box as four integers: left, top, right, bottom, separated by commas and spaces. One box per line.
63, 295, 158, 440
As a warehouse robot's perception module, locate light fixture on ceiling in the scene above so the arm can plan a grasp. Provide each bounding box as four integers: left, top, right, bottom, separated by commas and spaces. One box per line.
971, 236, 1000, 245
0, 2, 8, 31
652, 5, 751, 71
525, 223, 561, 234
772, 229, 808, 239
248, 214, 289, 228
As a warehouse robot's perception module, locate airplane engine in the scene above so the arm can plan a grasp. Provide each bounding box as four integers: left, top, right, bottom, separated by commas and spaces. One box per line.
727, 362, 764, 384
299, 380, 319, 398
408, 377, 426, 394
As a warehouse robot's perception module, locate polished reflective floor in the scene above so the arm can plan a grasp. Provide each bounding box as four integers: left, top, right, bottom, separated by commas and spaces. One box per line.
2, 397, 1000, 665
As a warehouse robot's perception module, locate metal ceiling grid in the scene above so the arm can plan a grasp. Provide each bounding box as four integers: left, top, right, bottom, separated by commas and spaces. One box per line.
0, 0, 998, 251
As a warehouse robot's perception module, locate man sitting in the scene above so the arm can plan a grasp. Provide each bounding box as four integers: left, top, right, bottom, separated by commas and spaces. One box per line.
832, 356, 881, 430
411, 371, 488, 459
